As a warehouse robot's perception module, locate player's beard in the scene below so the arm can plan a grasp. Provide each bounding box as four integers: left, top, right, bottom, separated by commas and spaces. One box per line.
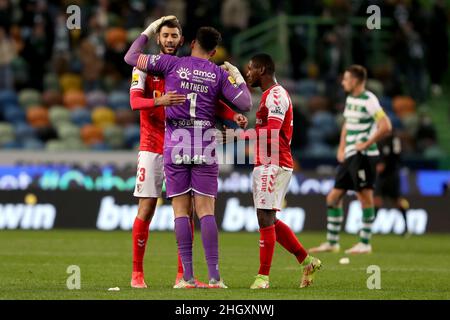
161, 44, 178, 55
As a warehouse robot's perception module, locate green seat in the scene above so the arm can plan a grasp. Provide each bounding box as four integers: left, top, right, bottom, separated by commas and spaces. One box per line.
45, 139, 67, 151
366, 79, 384, 97
127, 28, 141, 43
49, 106, 72, 127
56, 123, 80, 141
424, 146, 445, 159
64, 138, 88, 150
401, 114, 419, 137
0, 122, 15, 145
18, 88, 42, 109
44, 73, 60, 91
103, 125, 124, 149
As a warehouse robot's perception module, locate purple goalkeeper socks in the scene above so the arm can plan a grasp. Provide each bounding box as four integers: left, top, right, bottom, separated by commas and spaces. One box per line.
200, 215, 220, 281
174, 217, 194, 281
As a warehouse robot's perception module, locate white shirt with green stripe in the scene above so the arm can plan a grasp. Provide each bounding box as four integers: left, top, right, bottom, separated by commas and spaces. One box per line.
344, 90, 386, 159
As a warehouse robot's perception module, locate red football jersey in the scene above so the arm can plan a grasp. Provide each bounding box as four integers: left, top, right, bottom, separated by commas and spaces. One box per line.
255, 84, 294, 169
130, 67, 165, 154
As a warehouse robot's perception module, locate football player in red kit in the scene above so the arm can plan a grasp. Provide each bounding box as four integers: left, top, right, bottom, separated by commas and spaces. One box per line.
228, 54, 322, 289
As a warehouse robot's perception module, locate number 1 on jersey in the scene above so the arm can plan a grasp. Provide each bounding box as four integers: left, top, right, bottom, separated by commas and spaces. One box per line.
187, 93, 197, 118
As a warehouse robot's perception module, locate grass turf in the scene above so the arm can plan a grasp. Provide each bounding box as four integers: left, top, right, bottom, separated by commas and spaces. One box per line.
0, 230, 449, 300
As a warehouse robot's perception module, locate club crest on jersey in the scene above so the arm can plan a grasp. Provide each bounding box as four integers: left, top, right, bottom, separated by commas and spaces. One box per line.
136, 184, 143, 193
150, 55, 161, 66
177, 67, 191, 80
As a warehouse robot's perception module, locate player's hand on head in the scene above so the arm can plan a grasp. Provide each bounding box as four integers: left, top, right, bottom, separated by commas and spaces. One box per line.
233, 113, 248, 129
142, 15, 179, 37
155, 90, 186, 106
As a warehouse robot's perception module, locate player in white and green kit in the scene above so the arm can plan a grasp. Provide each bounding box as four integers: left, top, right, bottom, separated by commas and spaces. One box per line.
310, 65, 392, 254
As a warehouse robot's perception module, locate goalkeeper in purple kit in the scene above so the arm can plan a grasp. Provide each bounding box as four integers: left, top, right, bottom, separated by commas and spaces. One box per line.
125, 16, 252, 288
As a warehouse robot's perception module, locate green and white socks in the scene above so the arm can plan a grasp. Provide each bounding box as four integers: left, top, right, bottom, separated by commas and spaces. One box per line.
359, 207, 375, 244
326, 207, 344, 245
327, 206, 375, 245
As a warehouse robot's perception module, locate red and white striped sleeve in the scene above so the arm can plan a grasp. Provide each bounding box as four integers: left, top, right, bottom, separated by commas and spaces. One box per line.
266, 87, 289, 123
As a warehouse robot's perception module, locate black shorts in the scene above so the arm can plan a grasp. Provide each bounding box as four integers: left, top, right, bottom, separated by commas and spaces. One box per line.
334, 153, 378, 191
375, 173, 400, 199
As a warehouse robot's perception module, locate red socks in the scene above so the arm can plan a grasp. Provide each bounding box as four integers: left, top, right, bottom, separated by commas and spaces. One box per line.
258, 225, 276, 275
275, 219, 308, 264
132, 217, 150, 273
177, 217, 195, 274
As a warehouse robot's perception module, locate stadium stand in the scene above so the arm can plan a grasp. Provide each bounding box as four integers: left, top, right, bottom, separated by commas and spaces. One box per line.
0, 0, 448, 168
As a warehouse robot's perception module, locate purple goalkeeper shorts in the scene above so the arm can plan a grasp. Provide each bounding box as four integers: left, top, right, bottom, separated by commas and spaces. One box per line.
164, 161, 219, 198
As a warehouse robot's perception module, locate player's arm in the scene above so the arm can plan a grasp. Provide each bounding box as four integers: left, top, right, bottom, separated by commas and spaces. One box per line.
129, 68, 185, 110
215, 100, 248, 128
220, 62, 252, 112
337, 124, 346, 163
355, 113, 392, 151
130, 90, 186, 110
355, 96, 392, 151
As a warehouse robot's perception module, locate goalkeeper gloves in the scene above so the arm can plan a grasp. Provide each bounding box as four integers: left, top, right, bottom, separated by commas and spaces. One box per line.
221, 61, 245, 85
141, 15, 178, 38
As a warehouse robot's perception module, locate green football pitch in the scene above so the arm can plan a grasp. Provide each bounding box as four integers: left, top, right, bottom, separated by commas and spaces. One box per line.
0, 230, 449, 300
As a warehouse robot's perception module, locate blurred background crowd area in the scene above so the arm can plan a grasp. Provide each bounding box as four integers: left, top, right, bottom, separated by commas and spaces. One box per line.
0, 0, 449, 168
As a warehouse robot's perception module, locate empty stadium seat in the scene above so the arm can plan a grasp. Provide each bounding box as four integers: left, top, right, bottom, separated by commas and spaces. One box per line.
42, 89, 63, 107
105, 27, 127, 48
307, 96, 330, 113
103, 125, 124, 149
14, 122, 36, 140
43, 73, 60, 91
296, 79, 320, 98
0, 90, 18, 106
70, 108, 92, 126
366, 79, 384, 97
22, 137, 44, 150
80, 124, 104, 145
3, 104, 26, 124
393, 96, 416, 118
18, 89, 42, 109
0, 122, 15, 146
123, 124, 140, 148
63, 90, 87, 109
45, 139, 67, 151
56, 123, 81, 141
401, 113, 420, 136
64, 138, 88, 150
86, 90, 108, 109
49, 106, 72, 127
92, 106, 116, 128
60, 73, 83, 92
26, 106, 50, 128
116, 109, 137, 126
107, 90, 130, 110
379, 96, 393, 113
